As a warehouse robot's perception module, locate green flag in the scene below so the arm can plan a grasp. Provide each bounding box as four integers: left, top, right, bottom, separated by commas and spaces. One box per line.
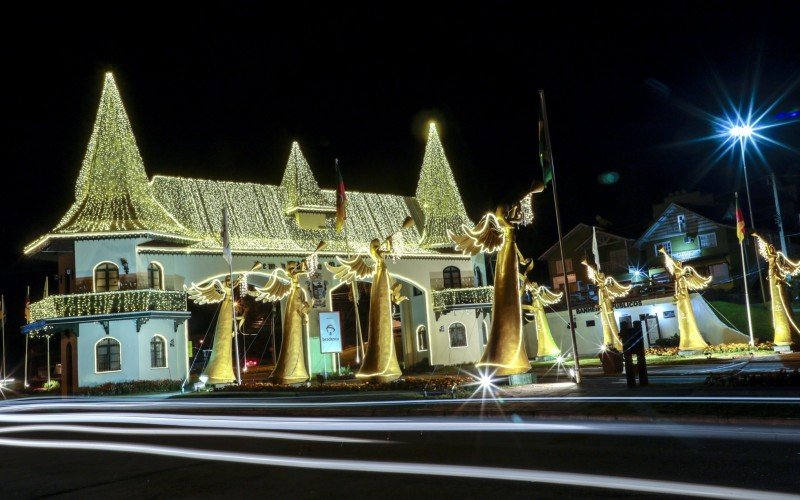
538, 93, 553, 185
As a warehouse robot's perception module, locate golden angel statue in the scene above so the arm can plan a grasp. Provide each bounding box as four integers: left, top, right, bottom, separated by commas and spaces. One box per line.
327, 231, 408, 383
185, 277, 237, 385
251, 243, 326, 384
449, 202, 533, 375
753, 234, 800, 349
583, 261, 632, 350
660, 247, 712, 351
522, 277, 563, 358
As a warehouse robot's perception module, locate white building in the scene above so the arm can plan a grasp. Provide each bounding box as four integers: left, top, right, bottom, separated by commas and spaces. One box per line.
25, 73, 495, 392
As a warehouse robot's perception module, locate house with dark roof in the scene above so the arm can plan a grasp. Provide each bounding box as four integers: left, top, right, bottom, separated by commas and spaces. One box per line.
24, 73, 492, 392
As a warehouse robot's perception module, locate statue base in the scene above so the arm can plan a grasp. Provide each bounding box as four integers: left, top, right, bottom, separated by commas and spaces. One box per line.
507, 372, 536, 386
678, 349, 703, 356
774, 344, 793, 353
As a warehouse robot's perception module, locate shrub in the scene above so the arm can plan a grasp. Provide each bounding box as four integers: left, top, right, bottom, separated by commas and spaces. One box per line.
654, 334, 680, 348
218, 375, 472, 393
77, 379, 183, 396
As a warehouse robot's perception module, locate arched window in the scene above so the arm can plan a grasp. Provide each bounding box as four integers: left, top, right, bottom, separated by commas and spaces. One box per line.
96, 338, 121, 372
481, 321, 489, 346
443, 266, 462, 289
148, 262, 164, 290
474, 266, 483, 287
94, 262, 119, 292
150, 335, 167, 368
416, 325, 428, 351
448, 322, 467, 348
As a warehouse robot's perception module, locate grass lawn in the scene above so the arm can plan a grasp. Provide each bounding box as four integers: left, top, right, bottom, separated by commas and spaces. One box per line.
708, 300, 773, 341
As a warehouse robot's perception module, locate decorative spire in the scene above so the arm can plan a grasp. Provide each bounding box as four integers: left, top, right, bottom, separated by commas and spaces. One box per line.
280, 141, 326, 214
51, 73, 190, 237
415, 122, 471, 248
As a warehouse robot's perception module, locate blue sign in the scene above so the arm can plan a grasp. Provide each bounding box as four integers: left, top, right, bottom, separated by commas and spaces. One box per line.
21, 320, 47, 334
318, 312, 342, 353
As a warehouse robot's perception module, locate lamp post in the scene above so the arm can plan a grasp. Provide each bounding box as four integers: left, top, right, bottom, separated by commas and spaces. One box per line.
730, 124, 768, 306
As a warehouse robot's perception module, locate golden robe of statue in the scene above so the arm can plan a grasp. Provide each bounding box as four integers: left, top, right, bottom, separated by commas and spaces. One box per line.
186, 279, 237, 385
328, 237, 407, 383
583, 261, 632, 350
449, 204, 531, 375
252, 261, 313, 385
660, 248, 712, 351
523, 279, 563, 358
753, 234, 800, 349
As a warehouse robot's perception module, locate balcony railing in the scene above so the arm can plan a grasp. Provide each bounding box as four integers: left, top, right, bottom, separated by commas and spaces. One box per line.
432, 286, 493, 311
430, 276, 477, 291
29, 289, 188, 323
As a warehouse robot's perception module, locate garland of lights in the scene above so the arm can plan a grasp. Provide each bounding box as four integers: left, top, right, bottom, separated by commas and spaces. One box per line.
29, 289, 187, 323
416, 123, 472, 248
50, 73, 191, 238
432, 286, 494, 310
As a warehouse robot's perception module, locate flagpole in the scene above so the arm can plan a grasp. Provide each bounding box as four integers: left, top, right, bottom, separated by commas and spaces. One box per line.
46, 334, 51, 386
736, 192, 755, 347
24, 286, 30, 388
540, 90, 582, 384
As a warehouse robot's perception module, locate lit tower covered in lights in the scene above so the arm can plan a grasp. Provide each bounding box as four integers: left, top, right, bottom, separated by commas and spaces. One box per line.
416, 123, 472, 248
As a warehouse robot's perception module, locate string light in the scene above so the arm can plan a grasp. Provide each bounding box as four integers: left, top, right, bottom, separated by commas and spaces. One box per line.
239, 273, 249, 296
432, 286, 493, 311
34, 73, 193, 253
416, 123, 472, 248
520, 193, 534, 227
29, 290, 187, 323
280, 141, 329, 214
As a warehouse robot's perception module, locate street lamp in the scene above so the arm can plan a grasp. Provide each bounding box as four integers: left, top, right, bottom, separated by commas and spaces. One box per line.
728, 122, 768, 306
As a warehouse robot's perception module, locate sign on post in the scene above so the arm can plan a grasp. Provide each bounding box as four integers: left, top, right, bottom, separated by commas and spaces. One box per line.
318, 311, 342, 353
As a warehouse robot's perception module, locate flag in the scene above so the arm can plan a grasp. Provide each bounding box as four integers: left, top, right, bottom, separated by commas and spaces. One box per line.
335, 159, 348, 232
592, 226, 602, 271
735, 192, 746, 243
221, 207, 233, 266
538, 91, 554, 186
24, 286, 30, 324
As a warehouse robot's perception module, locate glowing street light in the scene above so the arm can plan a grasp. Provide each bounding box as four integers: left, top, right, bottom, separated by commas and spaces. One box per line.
727, 120, 768, 306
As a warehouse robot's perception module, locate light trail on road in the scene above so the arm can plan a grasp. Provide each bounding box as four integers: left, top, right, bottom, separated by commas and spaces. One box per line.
0, 436, 793, 499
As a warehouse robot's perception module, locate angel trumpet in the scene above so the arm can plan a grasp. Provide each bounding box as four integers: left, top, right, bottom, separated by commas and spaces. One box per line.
272, 266, 310, 385
752, 234, 800, 349
202, 292, 237, 385
659, 248, 710, 352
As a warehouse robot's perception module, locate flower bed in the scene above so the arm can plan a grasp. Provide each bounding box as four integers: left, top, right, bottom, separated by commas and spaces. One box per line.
77, 379, 183, 396
706, 369, 800, 387
218, 375, 472, 393
646, 342, 775, 357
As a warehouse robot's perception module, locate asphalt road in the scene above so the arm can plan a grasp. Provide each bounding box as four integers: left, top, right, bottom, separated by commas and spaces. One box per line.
0, 397, 799, 499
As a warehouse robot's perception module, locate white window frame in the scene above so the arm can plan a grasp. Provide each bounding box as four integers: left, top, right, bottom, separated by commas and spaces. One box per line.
94, 336, 122, 373
654, 241, 672, 256
447, 322, 469, 349
148, 261, 165, 290
698, 233, 717, 249
415, 325, 428, 352
93, 261, 120, 292
150, 334, 168, 369
677, 214, 686, 232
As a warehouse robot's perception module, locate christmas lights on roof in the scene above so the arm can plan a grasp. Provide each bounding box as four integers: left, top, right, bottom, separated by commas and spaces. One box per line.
280, 141, 330, 214
25, 73, 195, 254
416, 123, 472, 248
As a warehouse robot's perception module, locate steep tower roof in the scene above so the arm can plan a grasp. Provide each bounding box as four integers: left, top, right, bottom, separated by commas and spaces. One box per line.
26, 73, 193, 253
415, 123, 471, 248
279, 141, 328, 214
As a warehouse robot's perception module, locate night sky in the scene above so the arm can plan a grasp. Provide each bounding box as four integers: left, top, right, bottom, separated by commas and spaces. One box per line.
2, 3, 799, 358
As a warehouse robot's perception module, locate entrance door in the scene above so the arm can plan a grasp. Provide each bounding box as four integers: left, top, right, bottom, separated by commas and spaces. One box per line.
640, 313, 661, 345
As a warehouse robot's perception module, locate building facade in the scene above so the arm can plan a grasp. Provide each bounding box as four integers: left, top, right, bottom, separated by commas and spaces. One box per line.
25, 73, 494, 391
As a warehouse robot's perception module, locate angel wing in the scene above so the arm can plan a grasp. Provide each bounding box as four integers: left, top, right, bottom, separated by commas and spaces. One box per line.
659, 247, 676, 276
753, 233, 771, 260
326, 255, 374, 282
680, 266, 712, 291
251, 269, 293, 302
604, 276, 632, 299
776, 253, 800, 278
448, 214, 504, 256
534, 285, 563, 306
185, 279, 227, 305
582, 260, 600, 285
